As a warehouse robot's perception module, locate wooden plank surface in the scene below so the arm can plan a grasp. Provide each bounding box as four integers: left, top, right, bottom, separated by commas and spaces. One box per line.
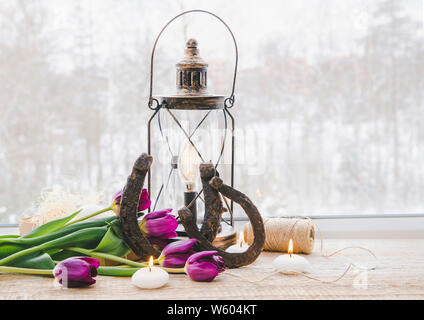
0, 239, 423, 300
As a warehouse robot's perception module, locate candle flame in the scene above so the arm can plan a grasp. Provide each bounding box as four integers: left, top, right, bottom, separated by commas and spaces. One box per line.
148, 256, 154, 271
238, 232, 245, 248
288, 239, 293, 255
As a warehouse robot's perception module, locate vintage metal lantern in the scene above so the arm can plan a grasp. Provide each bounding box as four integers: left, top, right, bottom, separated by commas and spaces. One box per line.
146, 10, 238, 245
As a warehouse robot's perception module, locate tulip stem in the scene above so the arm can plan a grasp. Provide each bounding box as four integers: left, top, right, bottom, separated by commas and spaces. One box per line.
97, 266, 140, 277
67, 247, 148, 268
64, 207, 113, 227
67, 248, 186, 274
161, 267, 186, 274
0, 244, 45, 266
0, 264, 184, 280
0, 266, 53, 276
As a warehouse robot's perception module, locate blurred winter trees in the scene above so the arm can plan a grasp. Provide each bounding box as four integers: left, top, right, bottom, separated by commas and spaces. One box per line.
0, 0, 422, 223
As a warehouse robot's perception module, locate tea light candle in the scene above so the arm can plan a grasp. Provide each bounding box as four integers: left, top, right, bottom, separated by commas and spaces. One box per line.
226, 232, 249, 253
132, 256, 169, 289
272, 239, 310, 274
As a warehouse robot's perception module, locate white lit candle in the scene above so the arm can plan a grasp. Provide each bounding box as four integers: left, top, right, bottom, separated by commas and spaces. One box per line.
272, 239, 310, 274
132, 256, 169, 289
226, 232, 249, 253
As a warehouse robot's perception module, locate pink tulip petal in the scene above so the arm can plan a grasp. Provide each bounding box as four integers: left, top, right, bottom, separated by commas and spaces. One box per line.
53, 257, 99, 288
186, 261, 219, 282
137, 189, 151, 211
112, 190, 122, 202
163, 252, 195, 268
112, 189, 150, 212
212, 255, 226, 272
77, 257, 100, 269
66, 278, 96, 288
162, 238, 197, 256
144, 214, 178, 237
147, 236, 174, 250
187, 250, 218, 264
161, 231, 178, 239
144, 209, 173, 220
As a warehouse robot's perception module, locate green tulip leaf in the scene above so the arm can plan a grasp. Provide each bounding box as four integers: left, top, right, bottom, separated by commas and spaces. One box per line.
22, 209, 82, 239
44, 248, 62, 256
91, 223, 130, 257
0, 244, 26, 259
40, 226, 108, 251
108, 219, 125, 239
0, 235, 20, 239
0, 226, 108, 267
51, 249, 86, 261
9, 252, 55, 270
0, 216, 118, 249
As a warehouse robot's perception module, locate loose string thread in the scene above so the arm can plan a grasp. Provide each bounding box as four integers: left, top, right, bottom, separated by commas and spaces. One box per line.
227, 218, 379, 285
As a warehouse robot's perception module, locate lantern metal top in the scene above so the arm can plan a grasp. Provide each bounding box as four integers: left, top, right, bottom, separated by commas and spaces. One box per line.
154, 38, 225, 110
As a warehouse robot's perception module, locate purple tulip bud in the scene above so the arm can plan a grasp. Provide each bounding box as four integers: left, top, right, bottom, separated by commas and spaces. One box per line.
147, 236, 176, 251
159, 238, 197, 268
53, 257, 99, 288
111, 188, 151, 215
185, 251, 225, 282
139, 209, 178, 239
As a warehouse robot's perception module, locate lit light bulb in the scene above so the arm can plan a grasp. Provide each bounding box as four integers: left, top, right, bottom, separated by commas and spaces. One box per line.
178, 142, 201, 191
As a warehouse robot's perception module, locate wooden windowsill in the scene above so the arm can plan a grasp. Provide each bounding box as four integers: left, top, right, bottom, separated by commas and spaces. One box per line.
0, 239, 423, 300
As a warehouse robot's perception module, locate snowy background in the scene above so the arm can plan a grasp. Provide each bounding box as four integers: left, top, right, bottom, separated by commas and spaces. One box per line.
0, 0, 423, 223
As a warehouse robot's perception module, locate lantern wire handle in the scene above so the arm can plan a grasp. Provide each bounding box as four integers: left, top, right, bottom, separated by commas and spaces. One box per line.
148, 9, 238, 109
148, 10, 237, 224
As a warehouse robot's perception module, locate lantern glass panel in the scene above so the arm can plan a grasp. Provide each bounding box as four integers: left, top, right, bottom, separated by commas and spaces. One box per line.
151, 107, 230, 222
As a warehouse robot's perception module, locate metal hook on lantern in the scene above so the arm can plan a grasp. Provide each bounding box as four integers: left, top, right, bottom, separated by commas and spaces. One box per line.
148, 98, 161, 110
147, 9, 239, 109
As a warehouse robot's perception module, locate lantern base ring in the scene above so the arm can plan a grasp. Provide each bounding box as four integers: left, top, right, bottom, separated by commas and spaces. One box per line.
156, 95, 225, 110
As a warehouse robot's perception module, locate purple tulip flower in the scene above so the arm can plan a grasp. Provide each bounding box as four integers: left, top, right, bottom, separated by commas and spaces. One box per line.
53, 257, 99, 288
158, 238, 197, 268
147, 236, 176, 251
139, 209, 178, 239
184, 251, 225, 282
111, 188, 151, 215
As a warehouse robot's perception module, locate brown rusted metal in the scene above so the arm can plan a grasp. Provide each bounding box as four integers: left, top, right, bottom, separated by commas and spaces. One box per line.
178, 176, 265, 268
199, 163, 223, 242
147, 10, 238, 110
159, 95, 225, 110
156, 39, 225, 110
176, 38, 208, 95
119, 153, 161, 260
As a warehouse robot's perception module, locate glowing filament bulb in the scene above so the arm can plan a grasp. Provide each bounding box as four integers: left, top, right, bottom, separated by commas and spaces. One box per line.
178, 142, 200, 191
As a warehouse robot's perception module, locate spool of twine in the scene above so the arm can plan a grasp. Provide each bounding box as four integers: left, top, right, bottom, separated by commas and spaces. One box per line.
243, 216, 315, 254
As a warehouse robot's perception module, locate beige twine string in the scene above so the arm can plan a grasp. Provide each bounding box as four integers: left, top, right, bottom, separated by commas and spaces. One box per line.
225, 216, 379, 285
244, 216, 316, 254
